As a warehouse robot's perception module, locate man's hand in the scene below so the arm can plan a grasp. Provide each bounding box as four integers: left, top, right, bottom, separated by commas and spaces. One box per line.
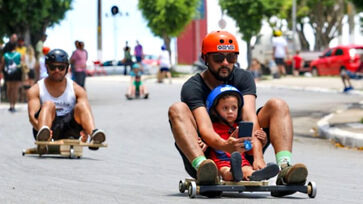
197, 137, 208, 152
223, 127, 251, 154
254, 128, 267, 147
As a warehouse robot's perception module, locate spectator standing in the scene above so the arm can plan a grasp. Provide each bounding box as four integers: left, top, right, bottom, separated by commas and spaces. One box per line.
2, 34, 18, 54
249, 58, 262, 82
15, 37, 26, 56
70, 41, 80, 81
0, 42, 22, 112
122, 45, 133, 76
36, 47, 50, 80
292, 50, 303, 76
35, 34, 47, 60
70, 41, 88, 88
158, 45, 172, 84
134, 40, 143, 65
272, 30, 288, 76
23, 46, 37, 87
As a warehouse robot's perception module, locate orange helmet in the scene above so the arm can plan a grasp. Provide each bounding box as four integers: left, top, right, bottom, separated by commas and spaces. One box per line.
42, 46, 50, 55
201, 31, 239, 56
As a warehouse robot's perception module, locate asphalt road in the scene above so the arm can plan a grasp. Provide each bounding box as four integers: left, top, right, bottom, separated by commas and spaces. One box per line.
0, 75, 362, 203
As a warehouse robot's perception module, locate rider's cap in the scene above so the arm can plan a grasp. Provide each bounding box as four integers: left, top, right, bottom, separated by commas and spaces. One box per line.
45, 49, 69, 65
273, 30, 282, 37
202, 31, 239, 55
206, 84, 243, 112
42, 47, 50, 55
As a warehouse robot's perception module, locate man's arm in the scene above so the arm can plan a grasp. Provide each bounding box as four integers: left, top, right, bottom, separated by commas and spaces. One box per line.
74, 81, 88, 103
193, 106, 245, 153
27, 85, 41, 130
242, 94, 265, 169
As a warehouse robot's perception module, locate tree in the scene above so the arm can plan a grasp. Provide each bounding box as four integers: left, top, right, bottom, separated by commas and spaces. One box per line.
138, 0, 199, 64
219, 0, 284, 67
0, 0, 72, 47
281, 0, 354, 51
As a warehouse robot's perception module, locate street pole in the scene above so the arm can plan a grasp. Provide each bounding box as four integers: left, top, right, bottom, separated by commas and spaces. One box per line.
97, 0, 102, 61
113, 16, 117, 61
292, 0, 296, 55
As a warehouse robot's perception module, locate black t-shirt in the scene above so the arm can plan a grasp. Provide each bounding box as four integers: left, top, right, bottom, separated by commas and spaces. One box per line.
181, 68, 256, 111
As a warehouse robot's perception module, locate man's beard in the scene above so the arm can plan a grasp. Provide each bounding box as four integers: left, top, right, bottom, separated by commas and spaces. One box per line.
49, 72, 66, 82
209, 66, 233, 82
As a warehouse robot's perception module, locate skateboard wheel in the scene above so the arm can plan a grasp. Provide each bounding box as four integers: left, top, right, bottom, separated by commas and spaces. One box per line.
188, 181, 197, 198
179, 180, 186, 193
307, 181, 317, 198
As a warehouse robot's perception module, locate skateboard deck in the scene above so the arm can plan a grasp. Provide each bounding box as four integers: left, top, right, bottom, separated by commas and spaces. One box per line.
179, 178, 317, 198
22, 139, 107, 159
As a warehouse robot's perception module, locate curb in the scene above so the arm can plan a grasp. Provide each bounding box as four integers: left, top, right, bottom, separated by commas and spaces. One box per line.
256, 83, 363, 96
316, 111, 363, 148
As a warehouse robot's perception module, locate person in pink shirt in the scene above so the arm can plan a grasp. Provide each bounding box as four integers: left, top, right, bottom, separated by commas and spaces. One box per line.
70, 41, 88, 88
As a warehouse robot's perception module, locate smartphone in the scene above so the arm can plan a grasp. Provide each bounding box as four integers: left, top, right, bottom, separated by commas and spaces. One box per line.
238, 121, 253, 138
238, 121, 253, 151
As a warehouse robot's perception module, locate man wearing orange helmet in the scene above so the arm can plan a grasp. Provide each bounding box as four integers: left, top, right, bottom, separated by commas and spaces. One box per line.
168, 31, 308, 196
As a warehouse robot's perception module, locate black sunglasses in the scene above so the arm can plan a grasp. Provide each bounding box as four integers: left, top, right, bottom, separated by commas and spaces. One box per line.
210, 53, 237, 64
48, 64, 68, 71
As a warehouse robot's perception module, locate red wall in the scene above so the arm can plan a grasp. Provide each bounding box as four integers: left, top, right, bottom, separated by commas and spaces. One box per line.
177, 0, 207, 65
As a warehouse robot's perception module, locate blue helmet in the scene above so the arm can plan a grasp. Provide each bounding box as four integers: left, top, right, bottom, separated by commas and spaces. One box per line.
132, 63, 140, 69
206, 84, 243, 113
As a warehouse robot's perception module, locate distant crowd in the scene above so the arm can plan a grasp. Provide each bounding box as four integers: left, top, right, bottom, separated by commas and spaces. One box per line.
0, 33, 90, 112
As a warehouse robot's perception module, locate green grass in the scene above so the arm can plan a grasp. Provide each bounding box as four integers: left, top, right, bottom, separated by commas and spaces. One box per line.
171, 70, 189, 78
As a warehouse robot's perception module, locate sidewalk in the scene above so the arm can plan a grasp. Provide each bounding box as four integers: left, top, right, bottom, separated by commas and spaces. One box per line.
257, 76, 363, 149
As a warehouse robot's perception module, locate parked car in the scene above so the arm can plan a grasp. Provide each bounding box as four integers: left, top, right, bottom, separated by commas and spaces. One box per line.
309, 45, 363, 76
142, 54, 158, 75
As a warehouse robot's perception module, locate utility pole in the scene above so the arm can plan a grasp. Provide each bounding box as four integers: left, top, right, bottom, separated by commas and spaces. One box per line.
97, 0, 102, 61
292, 0, 296, 55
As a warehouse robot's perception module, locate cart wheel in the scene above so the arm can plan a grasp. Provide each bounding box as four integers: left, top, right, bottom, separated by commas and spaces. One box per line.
307, 181, 317, 198
188, 181, 197, 198
179, 180, 186, 193
70, 147, 75, 159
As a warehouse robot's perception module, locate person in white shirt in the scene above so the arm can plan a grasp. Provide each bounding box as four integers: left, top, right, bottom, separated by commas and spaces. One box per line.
158, 45, 172, 84
272, 30, 288, 76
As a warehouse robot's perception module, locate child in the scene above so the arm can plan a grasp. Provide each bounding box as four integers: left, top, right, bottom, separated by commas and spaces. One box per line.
292, 50, 304, 76
125, 63, 149, 99
206, 84, 279, 181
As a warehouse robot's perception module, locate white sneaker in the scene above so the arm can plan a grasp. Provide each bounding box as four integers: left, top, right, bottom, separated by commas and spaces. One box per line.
36, 126, 51, 141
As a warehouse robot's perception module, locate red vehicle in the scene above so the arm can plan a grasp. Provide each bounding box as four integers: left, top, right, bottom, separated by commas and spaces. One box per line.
309, 45, 363, 76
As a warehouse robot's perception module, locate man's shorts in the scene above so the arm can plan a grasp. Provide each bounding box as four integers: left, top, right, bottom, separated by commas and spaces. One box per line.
32, 110, 83, 140
274, 58, 285, 66
174, 107, 270, 178
160, 67, 170, 72
136, 56, 142, 63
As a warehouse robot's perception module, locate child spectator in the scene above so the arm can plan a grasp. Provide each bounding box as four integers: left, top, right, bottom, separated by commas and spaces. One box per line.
292, 50, 304, 76
125, 63, 149, 99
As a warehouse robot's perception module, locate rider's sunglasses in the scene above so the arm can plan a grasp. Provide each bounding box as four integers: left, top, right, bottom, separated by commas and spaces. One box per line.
48, 64, 68, 71
210, 53, 237, 64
